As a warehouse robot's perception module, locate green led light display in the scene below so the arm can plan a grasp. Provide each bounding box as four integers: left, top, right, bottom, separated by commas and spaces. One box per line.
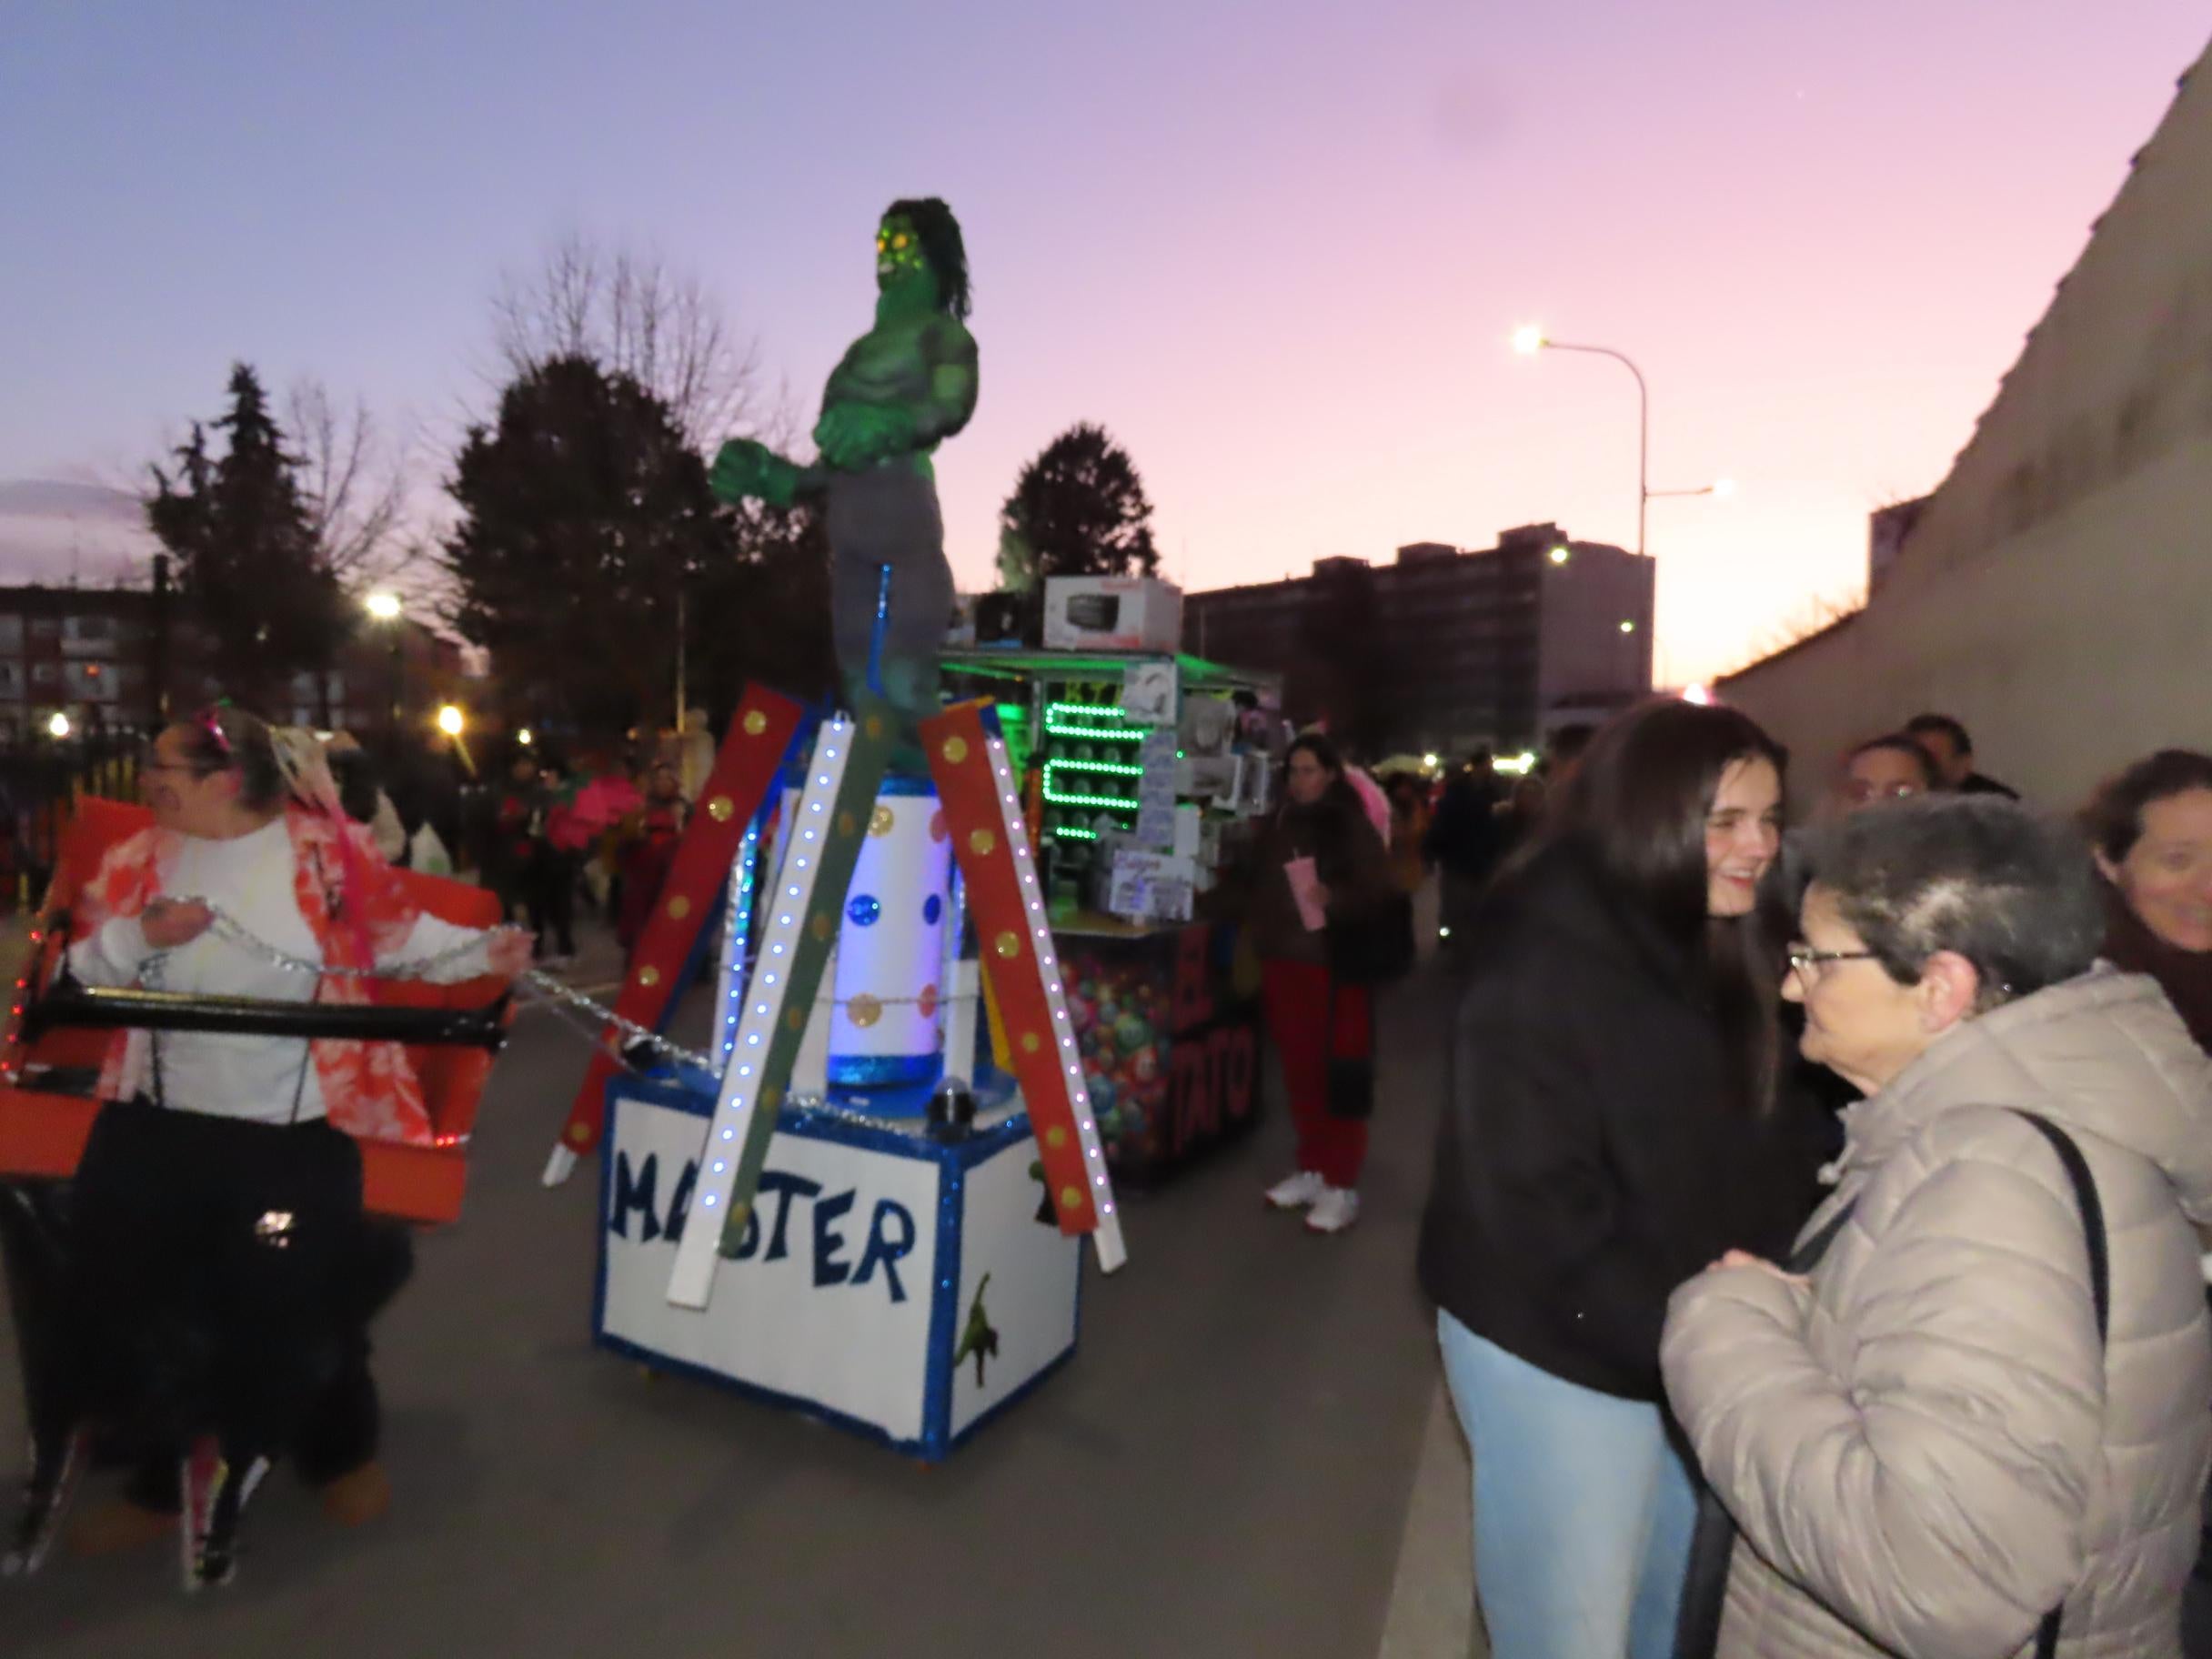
1045, 719, 1148, 741
1043, 785, 1138, 811
1047, 758, 1145, 780
1045, 701, 1142, 724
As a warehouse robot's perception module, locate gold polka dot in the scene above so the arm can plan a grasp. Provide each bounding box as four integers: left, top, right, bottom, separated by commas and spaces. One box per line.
848, 994, 882, 1030
1046, 1125, 1068, 1149
636, 966, 661, 989
811, 914, 834, 941
1020, 1031, 1041, 1054
568, 1122, 591, 1145
761, 1086, 783, 1110
994, 930, 1021, 960
787, 1009, 806, 1032
727, 1201, 751, 1232
1060, 1186, 1083, 1212
708, 796, 734, 823
969, 829, 996, 857
864, 715, 883, 740
869, 805, 895, 838
940, 736, 969, 766
666, 896, 691, 920
742, 709, 768, 737
837, 811, 858, 838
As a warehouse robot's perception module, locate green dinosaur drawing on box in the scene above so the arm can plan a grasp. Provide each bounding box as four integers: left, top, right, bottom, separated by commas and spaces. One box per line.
952, 1272, 1000, 1387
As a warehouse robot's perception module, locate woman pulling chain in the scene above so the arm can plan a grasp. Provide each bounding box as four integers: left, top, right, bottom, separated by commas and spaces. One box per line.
39, 705, 528, 1591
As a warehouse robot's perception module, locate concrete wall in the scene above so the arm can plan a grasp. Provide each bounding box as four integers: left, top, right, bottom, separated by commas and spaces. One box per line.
1718, 43, 2212, 814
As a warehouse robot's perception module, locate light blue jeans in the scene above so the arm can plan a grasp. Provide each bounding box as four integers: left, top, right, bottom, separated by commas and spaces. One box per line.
1437, 1310, 1699, 1659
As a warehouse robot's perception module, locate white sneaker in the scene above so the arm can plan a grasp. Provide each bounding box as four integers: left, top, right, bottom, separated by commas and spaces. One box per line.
1305, 1187, 1361, 1234
1265, 1171, 1326, 1211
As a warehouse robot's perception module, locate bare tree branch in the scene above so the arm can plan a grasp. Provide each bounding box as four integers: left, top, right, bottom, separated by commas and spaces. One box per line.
286, 377, 417, 589
490, 232, 764, 450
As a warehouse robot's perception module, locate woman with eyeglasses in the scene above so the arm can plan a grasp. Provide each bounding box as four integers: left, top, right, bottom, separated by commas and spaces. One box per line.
33, 706, 529, 1590
1832, 733, 1937, 815
1663, 796, 2212, 1657
1417, 699, 1830, 1657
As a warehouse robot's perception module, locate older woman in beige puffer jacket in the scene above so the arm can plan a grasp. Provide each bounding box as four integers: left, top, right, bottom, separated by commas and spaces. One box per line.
1664, 798, 2212, 1659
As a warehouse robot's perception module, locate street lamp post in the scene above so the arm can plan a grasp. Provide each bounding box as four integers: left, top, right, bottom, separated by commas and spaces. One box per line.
1511, 327, 1735, 561
1513, 327, 1736, 690
365, 591, 403, 762
1514, 328, 1654, 557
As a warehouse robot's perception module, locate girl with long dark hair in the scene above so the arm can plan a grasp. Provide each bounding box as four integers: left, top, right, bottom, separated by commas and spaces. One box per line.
1417, 699, 1828, 1657
1244, 734, 1396, 1234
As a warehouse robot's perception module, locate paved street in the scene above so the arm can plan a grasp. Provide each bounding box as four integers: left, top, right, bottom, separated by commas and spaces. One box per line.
1, 923, 1454, 1658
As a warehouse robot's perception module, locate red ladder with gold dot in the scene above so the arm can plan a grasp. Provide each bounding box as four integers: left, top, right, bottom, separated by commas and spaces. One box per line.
545, 685, 805, 1182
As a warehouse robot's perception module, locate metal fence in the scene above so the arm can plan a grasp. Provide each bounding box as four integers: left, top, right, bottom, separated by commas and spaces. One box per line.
0, 733, 141, 911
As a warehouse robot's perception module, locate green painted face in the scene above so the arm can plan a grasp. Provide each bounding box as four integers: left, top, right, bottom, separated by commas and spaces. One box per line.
875, 215, 929, 293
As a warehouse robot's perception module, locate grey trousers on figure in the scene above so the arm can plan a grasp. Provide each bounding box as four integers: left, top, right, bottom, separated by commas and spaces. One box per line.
824, 464, 953, 739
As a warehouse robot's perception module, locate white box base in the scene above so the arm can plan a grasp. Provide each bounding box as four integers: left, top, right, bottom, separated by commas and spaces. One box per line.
595, 1078, 1081, 1460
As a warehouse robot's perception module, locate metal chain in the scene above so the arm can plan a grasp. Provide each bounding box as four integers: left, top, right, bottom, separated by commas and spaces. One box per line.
196, 907, 492, 982
518, 968, 717, 1074
164, 902, 995, 1102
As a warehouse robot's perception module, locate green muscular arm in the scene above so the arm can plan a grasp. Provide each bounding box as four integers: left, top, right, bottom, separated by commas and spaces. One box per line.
708, 439, 823, 510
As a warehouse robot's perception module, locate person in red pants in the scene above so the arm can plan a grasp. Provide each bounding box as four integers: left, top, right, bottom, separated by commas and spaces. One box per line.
1240, 734, 1394, 1233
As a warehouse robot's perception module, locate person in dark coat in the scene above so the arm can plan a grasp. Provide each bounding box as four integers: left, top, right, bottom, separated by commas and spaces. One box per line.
1425, 748, 1507, 963
1417, 699, 1830, 1659
1904, 712, 2018, 799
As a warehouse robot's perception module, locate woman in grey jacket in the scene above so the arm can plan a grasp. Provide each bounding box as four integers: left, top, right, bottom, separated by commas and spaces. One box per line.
1664, 796, 2212, 1657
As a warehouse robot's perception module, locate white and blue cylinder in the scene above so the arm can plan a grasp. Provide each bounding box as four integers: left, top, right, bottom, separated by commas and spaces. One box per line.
828, 775, 954, 1090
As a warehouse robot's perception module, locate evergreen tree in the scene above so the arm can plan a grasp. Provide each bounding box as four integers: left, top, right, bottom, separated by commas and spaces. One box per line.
442, 355, 824, 735
146, 364, 347, 711
1000, 422, 1160, 580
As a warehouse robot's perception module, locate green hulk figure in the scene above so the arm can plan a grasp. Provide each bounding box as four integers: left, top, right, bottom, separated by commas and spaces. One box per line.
709, 199, 980, 750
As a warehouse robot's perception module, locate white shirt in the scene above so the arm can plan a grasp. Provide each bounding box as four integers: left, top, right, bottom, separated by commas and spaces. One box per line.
67, 817, 494, 1125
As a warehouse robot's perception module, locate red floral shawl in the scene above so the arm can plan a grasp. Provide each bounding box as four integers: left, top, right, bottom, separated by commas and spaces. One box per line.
77, 806, 435, 1144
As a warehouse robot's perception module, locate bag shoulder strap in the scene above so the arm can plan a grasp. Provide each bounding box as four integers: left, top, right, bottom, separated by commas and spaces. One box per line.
1787, 1198, 1857, 1275
2006, 1109, 2108, 1659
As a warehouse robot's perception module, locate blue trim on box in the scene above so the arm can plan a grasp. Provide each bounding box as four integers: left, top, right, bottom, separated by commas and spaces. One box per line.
871, 774, 940, 799
920, 1144, 963, 1452
827, 1051, 941, 1091
593, 1078, 1058, 1463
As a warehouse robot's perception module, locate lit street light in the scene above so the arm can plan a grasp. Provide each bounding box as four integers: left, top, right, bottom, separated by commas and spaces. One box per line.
45, 712, 70, 740
437, 703, 475, 779
1508, 325, 1733, 558
517, 727, 534, 748
364, 592, 406, 761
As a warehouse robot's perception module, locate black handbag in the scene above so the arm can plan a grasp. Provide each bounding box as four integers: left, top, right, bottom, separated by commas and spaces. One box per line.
1674, 1110, 2106, 1659
1327, 890, 1416, 986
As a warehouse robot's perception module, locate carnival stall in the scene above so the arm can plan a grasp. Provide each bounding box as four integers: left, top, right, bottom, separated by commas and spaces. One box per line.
940, 636, 1284, 1185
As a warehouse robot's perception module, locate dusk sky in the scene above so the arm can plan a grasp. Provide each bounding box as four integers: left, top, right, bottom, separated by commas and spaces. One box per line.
5, 3, 2207, 683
